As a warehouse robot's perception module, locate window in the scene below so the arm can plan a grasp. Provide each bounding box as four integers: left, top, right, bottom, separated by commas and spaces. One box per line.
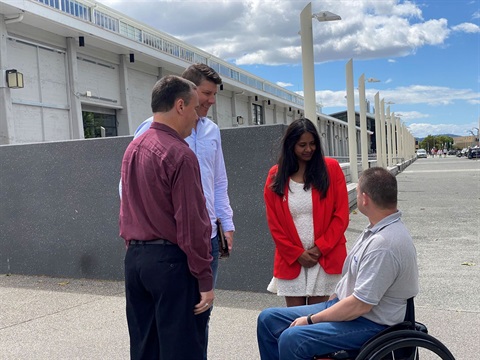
253, 104, 263, 125
83, 111, 117, 138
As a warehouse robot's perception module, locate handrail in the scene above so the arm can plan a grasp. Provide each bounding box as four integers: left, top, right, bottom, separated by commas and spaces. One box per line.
33, 0, 313, 109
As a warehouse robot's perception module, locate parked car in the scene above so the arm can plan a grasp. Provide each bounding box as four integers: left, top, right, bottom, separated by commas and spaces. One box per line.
448, 149, 457, 155
416, 149, 427, 158
467, 147, 480, 159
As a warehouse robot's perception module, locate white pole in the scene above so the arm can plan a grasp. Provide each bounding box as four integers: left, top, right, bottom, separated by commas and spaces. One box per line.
300, 3, 317, 126
380, 99, 387, 168
396, 116, 402, 162
391, 112, 397, 164
346, 59, 358, 183
359, 74, 369, 172
374, 92, 383, 168
386, 106, 392, 167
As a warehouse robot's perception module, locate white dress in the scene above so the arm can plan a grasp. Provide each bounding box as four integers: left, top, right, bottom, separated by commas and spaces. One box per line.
267, 179, 341, 296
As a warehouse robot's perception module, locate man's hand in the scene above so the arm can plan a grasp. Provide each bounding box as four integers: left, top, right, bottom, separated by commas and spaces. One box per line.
290, 316, 309, 327
194, 290, 214, 315
224, 230, 234, 251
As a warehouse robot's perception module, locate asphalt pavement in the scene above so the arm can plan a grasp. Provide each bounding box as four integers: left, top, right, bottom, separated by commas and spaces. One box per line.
0, 155, 478, 359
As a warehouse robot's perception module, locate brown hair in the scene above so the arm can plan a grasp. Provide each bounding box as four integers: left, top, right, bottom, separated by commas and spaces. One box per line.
359, 167, 397, 209
151, 75, 196, 113
181, 63, 222, 86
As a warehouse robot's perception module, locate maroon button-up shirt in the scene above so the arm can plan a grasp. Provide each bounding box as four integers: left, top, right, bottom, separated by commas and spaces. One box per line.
119, 122, 213, 291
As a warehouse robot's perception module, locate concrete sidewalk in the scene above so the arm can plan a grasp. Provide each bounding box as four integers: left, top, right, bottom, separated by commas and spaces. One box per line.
1, 156, 479, 359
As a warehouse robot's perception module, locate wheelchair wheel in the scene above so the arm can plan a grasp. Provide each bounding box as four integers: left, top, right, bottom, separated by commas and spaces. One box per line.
366, 337, 455, 359
356, 330, 455, 360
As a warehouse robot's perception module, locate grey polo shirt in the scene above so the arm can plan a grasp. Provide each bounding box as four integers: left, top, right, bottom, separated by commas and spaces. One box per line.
335, 211, 419, 325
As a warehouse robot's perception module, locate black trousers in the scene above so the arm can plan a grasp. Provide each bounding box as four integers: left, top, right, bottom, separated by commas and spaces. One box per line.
125, 243, 209, 360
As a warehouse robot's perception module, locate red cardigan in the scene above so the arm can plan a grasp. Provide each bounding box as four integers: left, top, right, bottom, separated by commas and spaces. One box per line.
264, 158, 349, 279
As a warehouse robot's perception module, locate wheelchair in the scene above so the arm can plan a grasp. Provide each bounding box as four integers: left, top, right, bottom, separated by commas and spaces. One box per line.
314, 298, 455, 359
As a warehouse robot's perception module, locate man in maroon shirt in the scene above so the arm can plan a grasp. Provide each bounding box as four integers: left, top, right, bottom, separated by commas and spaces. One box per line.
119, 75, 213, 360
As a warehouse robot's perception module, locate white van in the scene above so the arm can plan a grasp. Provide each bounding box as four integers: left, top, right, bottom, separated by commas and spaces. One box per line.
416, 149, 427, 158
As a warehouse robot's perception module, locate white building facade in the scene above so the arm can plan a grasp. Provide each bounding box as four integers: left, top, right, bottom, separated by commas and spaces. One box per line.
0, 0, 363, 158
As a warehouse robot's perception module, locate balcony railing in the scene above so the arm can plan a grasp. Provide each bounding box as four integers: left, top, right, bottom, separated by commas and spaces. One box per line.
34, 0, 311, 109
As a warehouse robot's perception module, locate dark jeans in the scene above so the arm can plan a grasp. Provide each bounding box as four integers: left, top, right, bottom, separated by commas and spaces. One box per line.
204, 234, 219, 360
125, 243, 209, 360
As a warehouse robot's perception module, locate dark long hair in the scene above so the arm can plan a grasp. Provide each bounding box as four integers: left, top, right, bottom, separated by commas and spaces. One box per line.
271, 118, 329, 197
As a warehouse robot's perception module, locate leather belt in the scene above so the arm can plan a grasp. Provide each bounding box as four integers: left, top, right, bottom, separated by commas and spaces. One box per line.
129, 239, 175, 246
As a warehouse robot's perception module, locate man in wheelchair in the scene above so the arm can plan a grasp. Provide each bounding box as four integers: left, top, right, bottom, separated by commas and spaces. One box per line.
257, 167, 419, 360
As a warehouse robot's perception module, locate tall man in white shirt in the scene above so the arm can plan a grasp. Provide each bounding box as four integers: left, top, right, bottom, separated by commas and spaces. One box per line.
133, 63, 235, 358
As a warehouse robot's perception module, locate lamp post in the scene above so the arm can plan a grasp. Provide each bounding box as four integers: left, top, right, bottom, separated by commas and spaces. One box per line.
374, 92, 384, 167
300, 3, 341, 127
345, 59, 359, 182
380, 99, 387, 167
359, 75, 380, 171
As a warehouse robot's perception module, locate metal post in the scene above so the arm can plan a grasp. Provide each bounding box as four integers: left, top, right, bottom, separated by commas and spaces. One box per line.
346, 59, 358, 182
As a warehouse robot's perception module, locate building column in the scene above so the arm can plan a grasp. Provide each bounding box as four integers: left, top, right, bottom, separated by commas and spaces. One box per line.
66, 37, 84, 139
117, 54, 133, 135
0, 15, 15, 144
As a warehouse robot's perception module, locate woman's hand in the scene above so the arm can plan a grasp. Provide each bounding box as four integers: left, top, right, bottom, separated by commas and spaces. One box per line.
307, 245, 321, 259
297, 251, 318, 268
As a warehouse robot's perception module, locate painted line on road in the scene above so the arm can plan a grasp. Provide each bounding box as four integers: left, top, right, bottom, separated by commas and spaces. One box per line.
403, 169, 480, 174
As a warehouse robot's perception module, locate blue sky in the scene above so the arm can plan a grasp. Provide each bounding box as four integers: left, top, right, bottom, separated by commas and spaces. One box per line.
99, 0, 479, 138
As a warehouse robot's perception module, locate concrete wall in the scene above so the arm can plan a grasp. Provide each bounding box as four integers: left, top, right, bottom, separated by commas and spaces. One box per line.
0, 124, 406, 292
0, 125, 283, 292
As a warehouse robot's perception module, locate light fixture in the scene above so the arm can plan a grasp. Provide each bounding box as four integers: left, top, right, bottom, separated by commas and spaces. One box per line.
129, 53, 135, 63
289, 107, 292, 112
79, 36, 85, 47
220, 84, 224, 91
6, 69, 24, 89
254, 95, 258, 102
267, 100, 271, 105
312, 11, 341, 22
236, 115, 244, 125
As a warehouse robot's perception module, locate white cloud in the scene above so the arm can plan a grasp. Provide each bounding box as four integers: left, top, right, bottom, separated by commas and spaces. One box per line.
388, 59, 396, 63
97, 0, 453, 66
407, 122, 478, 138
472, 10, 480, 19
276, 81, 293, 87
451, 22, 480, 33
316, 85, 479, 108
385, 78, 393, 84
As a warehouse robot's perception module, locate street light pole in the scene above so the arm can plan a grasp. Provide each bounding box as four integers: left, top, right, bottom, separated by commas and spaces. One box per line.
358, 75, 380, 171
346, 59, 358, 182
359, 74, 369, 171
374, 92, 384, 167
300, 3, 341, 127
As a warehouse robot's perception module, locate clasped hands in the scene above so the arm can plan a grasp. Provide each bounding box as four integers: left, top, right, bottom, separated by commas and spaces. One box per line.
297, 245, 321, 268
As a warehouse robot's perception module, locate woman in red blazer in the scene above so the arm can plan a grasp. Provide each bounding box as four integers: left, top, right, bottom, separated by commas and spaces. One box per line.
264, 118, 349, 307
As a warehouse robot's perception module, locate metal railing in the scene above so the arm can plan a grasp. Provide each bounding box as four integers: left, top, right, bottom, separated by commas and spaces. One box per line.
34, 0, 308, 108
